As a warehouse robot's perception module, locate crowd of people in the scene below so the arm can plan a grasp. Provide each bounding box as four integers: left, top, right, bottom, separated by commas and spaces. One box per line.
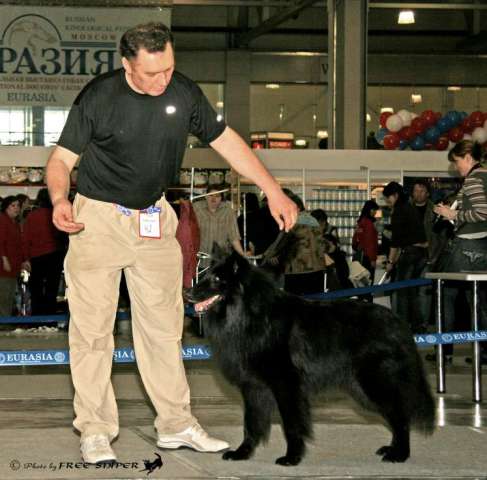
0, 189, 66, 317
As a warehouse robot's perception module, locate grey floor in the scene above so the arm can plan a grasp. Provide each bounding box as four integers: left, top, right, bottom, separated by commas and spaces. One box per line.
0, 323, 486, 480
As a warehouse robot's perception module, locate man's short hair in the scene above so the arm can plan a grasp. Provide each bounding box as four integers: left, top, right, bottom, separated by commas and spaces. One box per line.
119, 22, 174, 59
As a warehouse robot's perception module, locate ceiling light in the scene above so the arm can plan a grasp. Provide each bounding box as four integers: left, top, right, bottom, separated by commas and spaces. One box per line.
398, 10, 415, 25
265, 83, 280, 89
216, 101, 224, 108
380, 107, 394, 114
366, 113, 371, 122
411, 93, 422, 104
447, 86, 462, 92
295, 139, 307, 147
316, 130, 328, 139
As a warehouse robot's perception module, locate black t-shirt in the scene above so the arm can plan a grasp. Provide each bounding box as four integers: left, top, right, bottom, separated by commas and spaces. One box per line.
58, 69, 226, 209
414, 204, 427, 222
390, 201, 427, 248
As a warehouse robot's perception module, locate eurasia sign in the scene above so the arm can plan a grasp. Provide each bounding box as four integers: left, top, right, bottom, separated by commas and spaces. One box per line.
0, 6, 171, 106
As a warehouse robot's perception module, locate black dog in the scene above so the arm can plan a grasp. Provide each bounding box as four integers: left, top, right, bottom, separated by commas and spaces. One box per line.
188, 245, 435, 466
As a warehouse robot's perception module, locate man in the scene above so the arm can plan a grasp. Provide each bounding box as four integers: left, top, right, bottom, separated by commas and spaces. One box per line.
410, 180, 437, 332
383, 182, 428, 333
46, 22, 297, 465
193, 185, 245, 265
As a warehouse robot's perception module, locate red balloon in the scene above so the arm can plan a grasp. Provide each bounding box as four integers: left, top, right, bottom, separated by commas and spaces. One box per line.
461, 117, 473, 133
380, 111, 393, 128
399, 126, 415, 141
421, 110, 436, 127
448, 126, 464, 143
424, 143, 434, 150
435, 136, 449, 151
383, 133, 400, 150
411, 117, 426, 135
435, 112, 442, 121
470, 110, 484, 128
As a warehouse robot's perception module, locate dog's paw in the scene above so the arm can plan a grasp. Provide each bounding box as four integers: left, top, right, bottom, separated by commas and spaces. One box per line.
222, 449, 251, 461
377, 446, 409, 463
275, 455, 302, 466
376, 445, 390, 456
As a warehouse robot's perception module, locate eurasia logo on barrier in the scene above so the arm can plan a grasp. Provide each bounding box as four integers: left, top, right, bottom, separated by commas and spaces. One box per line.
0, 14, 116, 76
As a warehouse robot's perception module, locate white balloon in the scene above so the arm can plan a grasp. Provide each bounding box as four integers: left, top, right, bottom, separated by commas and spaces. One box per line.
472, 127, 487, 144
386, 114, 403, 132
397, 109, 412, 127
463, 133, 473, 141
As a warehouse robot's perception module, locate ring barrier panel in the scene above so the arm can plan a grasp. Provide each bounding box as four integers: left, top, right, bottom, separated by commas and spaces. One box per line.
0, 278, 484, 368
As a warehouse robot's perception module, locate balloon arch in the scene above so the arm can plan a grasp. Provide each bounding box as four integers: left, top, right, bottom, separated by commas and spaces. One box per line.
376, 110, 487, 151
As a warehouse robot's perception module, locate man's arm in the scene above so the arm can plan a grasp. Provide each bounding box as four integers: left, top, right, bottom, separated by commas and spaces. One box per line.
45, 145, 85, 233
210, 127, 298, 232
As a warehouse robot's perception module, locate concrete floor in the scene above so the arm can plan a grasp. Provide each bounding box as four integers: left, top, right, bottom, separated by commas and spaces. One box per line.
0, 325, 486, 480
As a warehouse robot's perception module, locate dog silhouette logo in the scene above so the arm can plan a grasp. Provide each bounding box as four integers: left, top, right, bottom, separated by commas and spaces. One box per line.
139, 453, 163, 475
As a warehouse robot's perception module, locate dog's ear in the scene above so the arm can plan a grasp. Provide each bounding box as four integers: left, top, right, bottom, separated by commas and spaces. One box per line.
211, 242, 226, 261
229, 251, 249, 275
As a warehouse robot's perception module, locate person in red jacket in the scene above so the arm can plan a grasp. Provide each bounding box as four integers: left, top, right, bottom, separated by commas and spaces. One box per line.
352, 199, 380, 283
0, 196, 26, 316
22, 189, 66, 315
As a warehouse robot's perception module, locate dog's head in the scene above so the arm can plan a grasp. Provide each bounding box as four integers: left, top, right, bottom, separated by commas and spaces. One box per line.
187, 243, 250, 314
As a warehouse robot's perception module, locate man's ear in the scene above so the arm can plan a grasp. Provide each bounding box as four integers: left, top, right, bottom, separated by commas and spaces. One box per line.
121, 57, 131, 73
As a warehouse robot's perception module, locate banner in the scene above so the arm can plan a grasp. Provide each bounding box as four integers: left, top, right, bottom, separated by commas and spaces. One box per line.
0, 6, 171, 106
0, 345, 211, 366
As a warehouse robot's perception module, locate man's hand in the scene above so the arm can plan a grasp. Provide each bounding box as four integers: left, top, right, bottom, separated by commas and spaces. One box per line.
2, 256, 11, 273
21, 261, 31, 272
52, 198, 84, 233
266, 189, 299, 232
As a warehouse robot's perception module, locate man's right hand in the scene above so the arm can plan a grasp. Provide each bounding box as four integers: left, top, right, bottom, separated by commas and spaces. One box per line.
52, 198, 84, 233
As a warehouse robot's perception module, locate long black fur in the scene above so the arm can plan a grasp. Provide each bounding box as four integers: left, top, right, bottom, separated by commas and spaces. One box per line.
188, 245, 435, 466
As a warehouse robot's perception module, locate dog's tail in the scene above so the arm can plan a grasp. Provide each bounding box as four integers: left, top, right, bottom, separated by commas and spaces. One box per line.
412, 364, 436, 435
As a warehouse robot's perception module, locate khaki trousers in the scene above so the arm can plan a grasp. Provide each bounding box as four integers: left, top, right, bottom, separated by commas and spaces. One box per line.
65, 194, 196, 439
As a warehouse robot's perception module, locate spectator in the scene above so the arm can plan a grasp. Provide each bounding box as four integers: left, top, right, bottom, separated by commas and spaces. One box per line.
15, 194, 32, 229
22, 188, 65, 315
434, 140, 487, 365
323, 233, 353, 290
410, 180, 437, 328
383, 181, 428, 332
242, 196, 280, 257
0, 196, 26, 316
237, 192, 260, 253
282, 191, 327, 295
193, 185, 244, 268
352, 199, 379, 283
310, 208, 339, 244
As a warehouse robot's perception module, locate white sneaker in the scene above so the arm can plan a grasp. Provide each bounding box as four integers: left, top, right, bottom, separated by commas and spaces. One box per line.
80, 434, 117, 464
157, 424, 229, 452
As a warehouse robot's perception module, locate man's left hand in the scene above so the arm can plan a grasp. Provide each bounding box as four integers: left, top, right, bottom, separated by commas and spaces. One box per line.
266, 190, 299, 232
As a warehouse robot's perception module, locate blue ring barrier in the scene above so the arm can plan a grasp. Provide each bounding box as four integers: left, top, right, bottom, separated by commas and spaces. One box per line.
0, 279, 431, 324
0, 331, 486, 366
305, 278, 433, 301
0, 277, 483, 366
0, 311, 131, 325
